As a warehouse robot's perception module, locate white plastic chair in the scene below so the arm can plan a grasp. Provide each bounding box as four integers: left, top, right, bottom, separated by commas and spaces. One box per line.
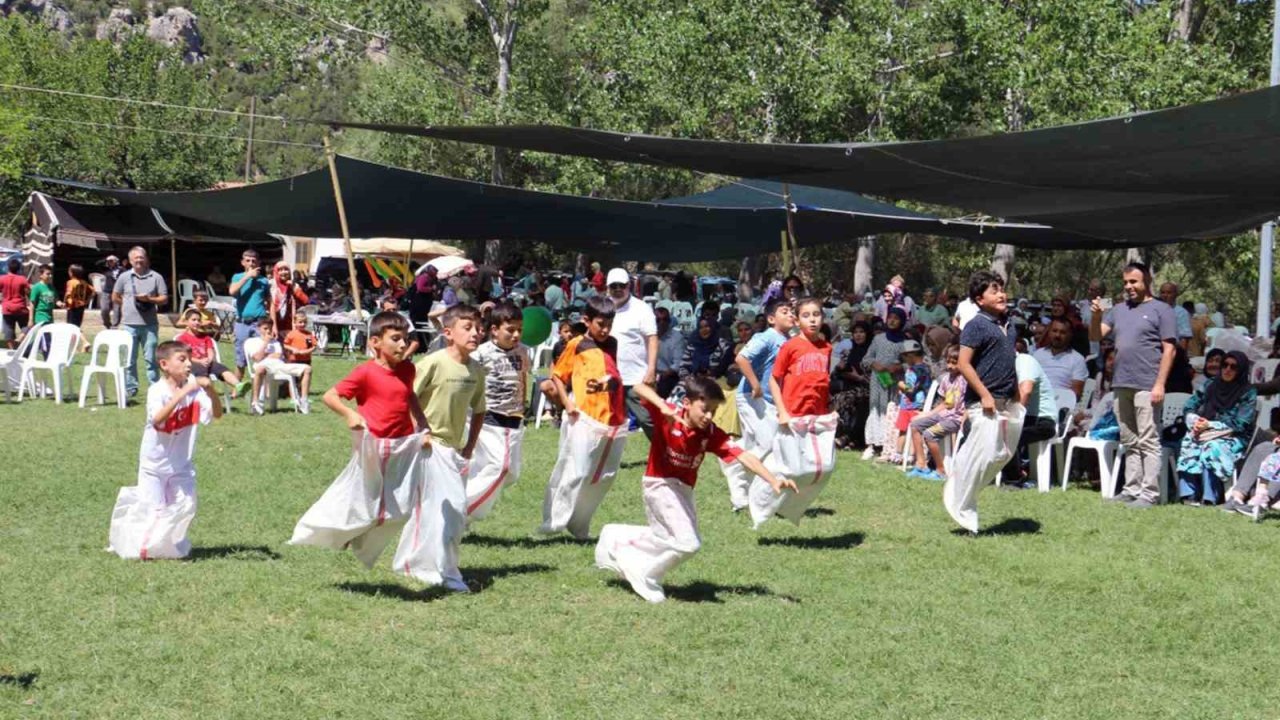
210, 341, 234, 411
17, 323, 82, 403
177, 279, 201, 314
1205, 327, 1223, 349
88, 272, 105, 310
78, 329, 132, 409
0, 322, 43, 401
1063, 436, 1123, 498
243, 336, 300, 413
1077, 378, 1096, 412
1157, 392, 1193, 503
1254, 358, 1280, 384
670, 302, 695, 333
1029, 387, 1077, 492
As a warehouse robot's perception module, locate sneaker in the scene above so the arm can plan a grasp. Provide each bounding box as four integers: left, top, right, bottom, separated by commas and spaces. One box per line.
1126, 498, 1155, 509
905, 467, 924, 478
298, 398, 311, 415
919, 469, 945, 482
861, 447, 876, 461
1221, 498, 1247, 514
250, 402, 265, 416
443, 577, 470, 593
235, 379, 251, 396
1180, 498, 1202, 507
1105, 493, 1136, 504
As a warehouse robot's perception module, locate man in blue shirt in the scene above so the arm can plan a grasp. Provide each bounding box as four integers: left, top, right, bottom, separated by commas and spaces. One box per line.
1002, 340, 1060, 490
228, 249, 271, 375
721, 298, 795, 511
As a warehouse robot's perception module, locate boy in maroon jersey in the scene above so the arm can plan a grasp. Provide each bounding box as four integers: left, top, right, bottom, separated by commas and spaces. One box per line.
595, 376, 796, 603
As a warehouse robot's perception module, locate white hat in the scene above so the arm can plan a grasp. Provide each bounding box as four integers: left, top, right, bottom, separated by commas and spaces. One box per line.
606, 268, 630, 286
899, 340, 924, 356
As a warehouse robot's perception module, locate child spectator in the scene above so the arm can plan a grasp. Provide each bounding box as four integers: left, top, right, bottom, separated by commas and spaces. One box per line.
750, 296, 837, 528
596, 377, 795, 603
724, 298, 795, 511
248, 318, 313, 415
537, 320, 585, 418
888, 340, 932, 464
292, 312, 450, 586
63, 263, 93, 351
943, 271, 1023, 534
0, 256, 30, 349
108, 340, 223, 559
541, 296, 628, 539
176, 310, 240, 396
29, 265, 56, 356
282, 312, 318, 365
907, 344, 966, 481
191, 289, 220, 337
406, 303, 487, 590
465, 301, 530, 521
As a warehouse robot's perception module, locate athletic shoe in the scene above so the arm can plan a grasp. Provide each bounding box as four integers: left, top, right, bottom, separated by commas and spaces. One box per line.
1181, 498, 1202, 507
443, 577, 470, 593
861, 447, 876, 461
1221, 498, 1247, 514
905, 467, 923, 478
1105, 493, 1136, 504
250, 402, 265, 416
919, 469, 945, 482
1126, 498, 1155, 509
235, 379, 251, 396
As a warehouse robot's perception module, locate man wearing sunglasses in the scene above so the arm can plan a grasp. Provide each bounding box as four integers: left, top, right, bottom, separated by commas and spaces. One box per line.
606, 267, 659, 440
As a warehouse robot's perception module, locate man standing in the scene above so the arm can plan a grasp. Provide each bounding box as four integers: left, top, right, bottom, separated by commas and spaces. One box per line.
915, 288, 950, 327
229, 249, 271, 377
1032, 317, 1088, 398
1091, 263, 1177, 508
653, 306, 686, 399
99, 254, 123, 329
1158, 282, 1193, 350
606, 267, 658, 440
111, 246, 168, 398
1078, 279, 1106, 355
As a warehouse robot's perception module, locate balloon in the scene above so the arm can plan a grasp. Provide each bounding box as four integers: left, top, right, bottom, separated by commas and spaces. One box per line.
521, 305, 554, 347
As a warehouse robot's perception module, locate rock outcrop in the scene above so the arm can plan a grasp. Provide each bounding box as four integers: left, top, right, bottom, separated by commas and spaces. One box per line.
0, 0, 74, 34
145, 6, 203, 63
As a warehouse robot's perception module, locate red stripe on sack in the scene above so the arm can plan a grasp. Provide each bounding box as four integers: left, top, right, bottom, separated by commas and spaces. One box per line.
809, 427, 823, 487
375, 438, 391, 526
467, 429, 511, 516
590, 426, 619, 485
403, 475, 423, 578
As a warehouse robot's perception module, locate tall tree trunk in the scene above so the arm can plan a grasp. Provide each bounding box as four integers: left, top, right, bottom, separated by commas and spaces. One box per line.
1125, 247, 1146, 266
475, 0, 520, 268
738, 255, 765, 301
853, 237, 875, 295
1170, 0, 1203, 43
991, 243, 1016, 285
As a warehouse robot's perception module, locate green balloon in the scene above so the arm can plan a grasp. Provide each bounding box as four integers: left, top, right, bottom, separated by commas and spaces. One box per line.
521, 305, 554, 346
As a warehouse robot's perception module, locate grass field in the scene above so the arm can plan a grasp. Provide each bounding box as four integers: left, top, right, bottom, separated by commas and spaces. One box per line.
3, 347, 1280, 718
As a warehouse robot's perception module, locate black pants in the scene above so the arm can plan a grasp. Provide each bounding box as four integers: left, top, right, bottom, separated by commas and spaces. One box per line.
67, 307, 85, 327
1001, 416, 1058, 485
624, 385, 655, 441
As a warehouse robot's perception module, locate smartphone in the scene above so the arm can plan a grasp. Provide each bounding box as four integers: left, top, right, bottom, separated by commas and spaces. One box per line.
1096, 297, 1113, 311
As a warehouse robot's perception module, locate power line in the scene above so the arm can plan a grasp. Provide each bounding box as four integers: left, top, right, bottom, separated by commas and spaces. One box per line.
20, 114, 322, 148
0, 82, 281, 121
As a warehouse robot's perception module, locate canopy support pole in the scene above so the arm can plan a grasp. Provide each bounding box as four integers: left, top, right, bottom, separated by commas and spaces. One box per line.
323, 134, 362, 315
782, 183, 799, 277
169, 237, 177, 313
404, 237, 415, 284
1259, 0, 1280, 337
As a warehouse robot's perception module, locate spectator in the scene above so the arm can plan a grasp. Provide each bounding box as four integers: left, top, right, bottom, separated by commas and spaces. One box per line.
112, 246, 169, 398
1001, 339, 1059, 489
832, 320, 872, 450
733, 321, 753, 354
654, 306, 685, 398
1189, 302, 1211, 356
0, 256, 29, 349
248, 318, 313, 415
1194, 348, 1225, 392
1211, 304, 1227, 329
888, 340, 932, 464
953, 294, 979, 332
657, 273, 673, 302
915, 288, 950, 327
29, 265, 56, 356
544, 276, 567, 313
752, 313, 767, 334
1072, 347, 1116, 438
62, 264, 94, 352
228, 249, 271, 376
1159, 282, 1193, 350
589, 262, 606, 293
679, 316, 734, 382
269, 261, 310, 337
98, 254, 123, 329
206, 266, 227, 294
1090, 262, 1177, 509
1032, 317, 1088, 398
832, 288, 861, 338
779, 274, 805, 304
409, 265, 438, 329
1176, 350, 1255, 506
862, 306, 908, 458
907, 343, 966, 480
606, 267, 659, 440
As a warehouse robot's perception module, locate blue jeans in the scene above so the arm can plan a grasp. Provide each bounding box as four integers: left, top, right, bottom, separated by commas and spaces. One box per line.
124, 323, 159, 396
1178, 469, 1222, 505
233, 320, 261, 368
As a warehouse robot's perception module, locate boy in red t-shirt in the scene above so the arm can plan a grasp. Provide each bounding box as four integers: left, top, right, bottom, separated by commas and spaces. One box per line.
175, 309, 241, 396
769, 297, 833, 424
596, 377, 795, 603
290, 311, 433, 572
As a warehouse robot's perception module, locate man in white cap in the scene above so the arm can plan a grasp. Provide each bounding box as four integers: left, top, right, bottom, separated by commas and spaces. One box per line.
606, 267, 659, 440
100, 254, 122, 328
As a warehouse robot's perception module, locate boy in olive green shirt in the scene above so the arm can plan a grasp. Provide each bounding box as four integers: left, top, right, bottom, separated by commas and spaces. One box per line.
403, 303, 485, 591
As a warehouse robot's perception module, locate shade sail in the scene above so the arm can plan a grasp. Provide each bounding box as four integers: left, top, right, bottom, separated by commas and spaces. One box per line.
32, 156, 1105, 263
347, 237, 464, 260
331, 83, 1280, 242
28, 191, 277, 248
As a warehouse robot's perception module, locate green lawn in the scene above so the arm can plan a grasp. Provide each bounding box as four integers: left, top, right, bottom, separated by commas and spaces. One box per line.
2, 349, 1278, 718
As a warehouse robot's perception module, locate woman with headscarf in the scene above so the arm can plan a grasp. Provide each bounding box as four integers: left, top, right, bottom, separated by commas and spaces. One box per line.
832, 320, 873, 450
410, 265, 439, 327
1176, 350, 1257, 506
1193, 348, 1225, 391
678, 316, 734, 381
269, 261, 310, 336
861, 307, 908, 459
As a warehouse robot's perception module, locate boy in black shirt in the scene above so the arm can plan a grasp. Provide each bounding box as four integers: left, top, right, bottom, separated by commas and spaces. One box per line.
943, 271, 1025, 534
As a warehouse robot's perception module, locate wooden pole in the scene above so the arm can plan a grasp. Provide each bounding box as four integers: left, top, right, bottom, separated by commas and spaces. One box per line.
782, 183, 799, 277
404, 237, 416, 284
243, 96, 256, 183
169, 237, 178, 313
323, 134, 362, 315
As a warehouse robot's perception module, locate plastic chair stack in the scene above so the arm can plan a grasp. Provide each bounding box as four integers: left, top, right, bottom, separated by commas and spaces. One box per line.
78, 329, 132, 409
17, 323, 82, 403
177, 279, 202, 315
1157, 392, 1193, 503
0, 322, 43, 402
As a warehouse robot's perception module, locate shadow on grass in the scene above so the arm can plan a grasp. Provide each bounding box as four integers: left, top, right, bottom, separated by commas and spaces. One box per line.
620, 460, 648, 469
607, 579, 800, 604
803, 507, 836, 518
757, 531, 864, 550
463, 533, 595, 548
950, 518, 1042, 538
0, 673, 37, 690
336, 563, 554, 601
186, 545, 282, 562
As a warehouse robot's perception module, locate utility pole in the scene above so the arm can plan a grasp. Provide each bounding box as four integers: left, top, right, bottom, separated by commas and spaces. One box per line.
243, 96, 256, 183
1258, 0, 1280, 337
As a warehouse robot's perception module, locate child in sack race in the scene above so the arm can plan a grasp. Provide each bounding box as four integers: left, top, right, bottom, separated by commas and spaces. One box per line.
108, 340, 223, 560
596, 376, 796, 603
464, 301, 530, 522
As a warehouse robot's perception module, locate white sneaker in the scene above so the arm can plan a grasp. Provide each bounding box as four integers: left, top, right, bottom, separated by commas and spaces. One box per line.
298, 399, 311, 414
250, 402, 265, 416
861, 447, 876, 461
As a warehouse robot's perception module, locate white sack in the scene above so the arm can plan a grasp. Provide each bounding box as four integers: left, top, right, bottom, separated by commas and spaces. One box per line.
289, 431, 427, 569
540, 412, 628, 539
464, 424, 524, 520
721, 393, 778, 511
391, 443, 468, 587
596, 476, 700, 603
749, 412, 839, 529
943, 403, 1026, 533
107, 472, 197, 560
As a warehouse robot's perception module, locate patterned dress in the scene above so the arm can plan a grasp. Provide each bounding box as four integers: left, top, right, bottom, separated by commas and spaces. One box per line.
1175, 384, 1257, 482
860, 333, 904, 448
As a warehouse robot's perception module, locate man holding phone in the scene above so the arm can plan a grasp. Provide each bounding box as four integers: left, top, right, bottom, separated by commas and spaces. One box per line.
112, 246, 169, 398
229, 249, 271, 377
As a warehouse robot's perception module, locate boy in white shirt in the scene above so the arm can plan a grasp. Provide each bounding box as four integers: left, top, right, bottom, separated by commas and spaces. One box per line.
249, 317, 313, 415
108, 340, 223, 559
